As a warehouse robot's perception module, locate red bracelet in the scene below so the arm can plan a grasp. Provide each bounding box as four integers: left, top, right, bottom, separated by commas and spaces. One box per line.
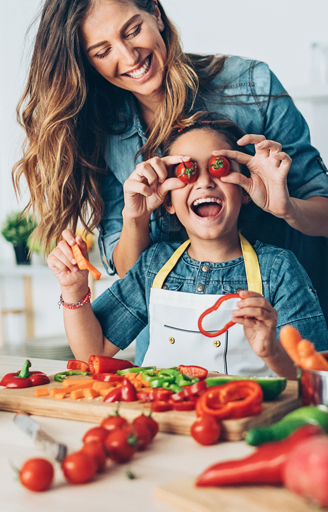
58, 288, 91, 309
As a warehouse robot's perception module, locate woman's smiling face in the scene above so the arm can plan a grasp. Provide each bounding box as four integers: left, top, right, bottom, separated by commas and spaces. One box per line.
166, 129, 246, 245
81, 0, 167, 104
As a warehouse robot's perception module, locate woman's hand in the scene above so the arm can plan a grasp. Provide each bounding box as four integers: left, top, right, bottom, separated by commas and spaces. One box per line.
47, 229, 88, 291
231, 290, 278, 359
123, 155, 188, 220
212, 134, 292, 219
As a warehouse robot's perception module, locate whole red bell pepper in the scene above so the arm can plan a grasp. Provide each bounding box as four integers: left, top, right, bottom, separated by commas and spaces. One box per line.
0, 360, 50, 388
88, 355, 135, 375
178, 365, 208, 380
67, 360, 90, 372
196, 381, 263, 419
196, 424, 323, 487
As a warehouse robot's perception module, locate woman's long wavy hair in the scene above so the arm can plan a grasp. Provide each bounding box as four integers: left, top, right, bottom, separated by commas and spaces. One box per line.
13, 0, 226, 253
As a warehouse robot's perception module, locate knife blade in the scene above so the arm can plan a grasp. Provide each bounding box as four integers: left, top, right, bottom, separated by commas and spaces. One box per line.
13, 413, 67, 462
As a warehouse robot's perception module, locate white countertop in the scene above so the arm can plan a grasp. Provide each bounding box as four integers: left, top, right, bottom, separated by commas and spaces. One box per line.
0, 356, 254, 512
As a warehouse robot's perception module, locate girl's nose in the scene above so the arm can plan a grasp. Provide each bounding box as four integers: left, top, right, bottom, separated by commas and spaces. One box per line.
195, 168, 216, 189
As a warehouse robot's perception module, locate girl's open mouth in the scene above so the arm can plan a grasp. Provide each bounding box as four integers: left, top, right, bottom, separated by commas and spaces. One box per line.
191, 197, 222, 218
124, 54, 152, 80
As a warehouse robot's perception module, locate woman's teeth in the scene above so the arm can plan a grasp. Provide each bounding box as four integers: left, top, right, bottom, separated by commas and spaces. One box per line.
126, 56, 151, 79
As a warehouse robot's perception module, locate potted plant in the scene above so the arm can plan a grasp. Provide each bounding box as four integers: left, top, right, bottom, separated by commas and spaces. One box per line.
1, 211, 37, 264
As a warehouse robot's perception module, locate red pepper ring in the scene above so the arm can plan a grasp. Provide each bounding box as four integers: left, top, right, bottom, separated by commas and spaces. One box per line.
196, 381, 263, 420
198, 293, 239, 338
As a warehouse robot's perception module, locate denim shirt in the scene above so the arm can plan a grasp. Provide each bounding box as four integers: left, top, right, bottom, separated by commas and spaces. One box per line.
92, 240, 328, 365
98, 56, 328, 321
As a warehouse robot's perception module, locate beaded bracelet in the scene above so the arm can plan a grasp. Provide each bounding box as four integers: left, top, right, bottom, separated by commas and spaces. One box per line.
58, 287, 91, 310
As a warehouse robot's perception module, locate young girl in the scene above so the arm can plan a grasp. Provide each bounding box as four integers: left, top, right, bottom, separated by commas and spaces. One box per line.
47, 115, 328, 380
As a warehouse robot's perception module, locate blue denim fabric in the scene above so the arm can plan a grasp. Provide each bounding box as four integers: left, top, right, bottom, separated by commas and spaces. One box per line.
92, 240, 328, 365
97, 56, 328, 324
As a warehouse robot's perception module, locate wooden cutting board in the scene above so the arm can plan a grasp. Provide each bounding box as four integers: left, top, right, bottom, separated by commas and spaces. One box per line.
0, 378, 300, 439
155, 477, 318, 512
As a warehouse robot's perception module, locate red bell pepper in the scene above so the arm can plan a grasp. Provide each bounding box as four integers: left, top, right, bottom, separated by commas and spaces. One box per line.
0, 360, 50, 388
67, 360, 90, 372
151, 401, 173, 412
92, 373, 124, 383
198, 293, 239, 338
178, 365, 208, 380
121, 378, 137, 402
103, 386, 122, 403
196, 424, 323, 487
88, 355, 135, 375
196, 381, 263, 419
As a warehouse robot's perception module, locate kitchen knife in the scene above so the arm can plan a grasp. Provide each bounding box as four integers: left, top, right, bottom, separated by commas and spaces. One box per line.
13, 413, 67, 462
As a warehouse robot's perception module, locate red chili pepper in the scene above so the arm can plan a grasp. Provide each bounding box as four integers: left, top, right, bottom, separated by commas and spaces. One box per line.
196, 381, 263, 420
196, 424, 323, 487
88, 355, 135, 375
121, 378, 137, 402
198, 293, 239, 338
67, 360, 90, 372
92, 373, 124, 383
103, 386, 122, 403
0, 360, 50, 388
178, 365, 208, 380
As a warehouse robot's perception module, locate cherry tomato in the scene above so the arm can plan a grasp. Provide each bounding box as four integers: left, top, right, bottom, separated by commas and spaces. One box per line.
82, 426, 108, 444
132, 413, 159, 439
19, 458, 54, 492
61, 451, 97, 484
104, 429, 138, 463
176, 160, 198, 183
208, 156, 230, 177
131, 421, 152, 451
190, 414, 221, 445
100, 414, 128, 433
81, 441, 107, 472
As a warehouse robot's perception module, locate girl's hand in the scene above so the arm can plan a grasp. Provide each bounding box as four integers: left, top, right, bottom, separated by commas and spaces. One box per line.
123, 156, 188, 219
47, 230, 88, 290
212, 134, 292, 219
231, 290, 278, 359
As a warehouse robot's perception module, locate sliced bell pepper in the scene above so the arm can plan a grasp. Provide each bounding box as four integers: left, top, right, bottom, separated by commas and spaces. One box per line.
117, 366, 156, 375
88, 355, 135, 375
67, 360, 90, 372
178, 365, 208, 380
121, 378, 137, 402
196, 381, 263, 419
171, 401, 196, 411
103, 386, 122, 403
0, 360, 50, 388
54, 370, 90, 382
205, 375, 287, 401
198, 293, 239, 338
151, 400, 173, 412
92, 373, 124, 383
196, 424, 323, 487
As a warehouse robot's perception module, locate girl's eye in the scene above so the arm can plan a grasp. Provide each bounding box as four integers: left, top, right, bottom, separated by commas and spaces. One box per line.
95, 47, 111, 59
126, 23, 142, 39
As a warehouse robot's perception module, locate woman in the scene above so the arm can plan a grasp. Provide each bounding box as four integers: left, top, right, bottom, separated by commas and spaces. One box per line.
13, 0, 328, 326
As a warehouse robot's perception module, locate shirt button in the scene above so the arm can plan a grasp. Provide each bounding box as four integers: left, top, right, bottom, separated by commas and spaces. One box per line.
202, 265, 210, 273
197, 284, 205, 292
213, 340, 221, 347
169, 337, 175, 344
162, 284, 168, 290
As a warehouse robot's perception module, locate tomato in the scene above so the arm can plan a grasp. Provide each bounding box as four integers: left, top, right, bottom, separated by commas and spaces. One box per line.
131, 421, 152, 451
132, 413, 159, 439
208, 156, 230, 177
61, 451, 97, 484
104, 429, 138, 463
100, 414, 128, 433
176, 160, 198, 183
82, 426, 108, 444
190, 415, 221, 445
20, 458, 54, 492
81, 441, 107, 472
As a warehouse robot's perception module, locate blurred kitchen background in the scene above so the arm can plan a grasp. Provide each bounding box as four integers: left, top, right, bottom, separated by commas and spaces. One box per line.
0, 0, 328, 359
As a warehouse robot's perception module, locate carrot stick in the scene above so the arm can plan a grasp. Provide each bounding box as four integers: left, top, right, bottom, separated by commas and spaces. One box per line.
279, 325, 302, 365
92, 381, 115, 391
54, 391, 67, 400
62, 378, 93, 388
72, 244, 101, 280
70, 389, 85, 400
34, 388, 49, 397
99, 386, 117, 396
66, 381, 94, 392
83, 388, 100, 399
50, 387, 69, 397
297, 339, 328, 371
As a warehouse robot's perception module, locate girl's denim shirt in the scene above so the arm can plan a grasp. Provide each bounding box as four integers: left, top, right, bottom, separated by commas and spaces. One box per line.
92, 240, 328, 364
97, 56, 328, 321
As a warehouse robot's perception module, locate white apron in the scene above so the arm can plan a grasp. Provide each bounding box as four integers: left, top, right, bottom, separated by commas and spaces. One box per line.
144, 234, 273, 376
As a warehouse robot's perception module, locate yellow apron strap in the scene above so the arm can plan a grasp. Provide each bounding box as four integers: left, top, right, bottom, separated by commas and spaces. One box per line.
152, 234, 262, 294
152, 239, 191, 289
239, 233, 263, 295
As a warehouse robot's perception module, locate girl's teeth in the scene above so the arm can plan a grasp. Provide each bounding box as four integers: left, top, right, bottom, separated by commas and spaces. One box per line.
126, 56, 151, 79
193, 198, 221, 207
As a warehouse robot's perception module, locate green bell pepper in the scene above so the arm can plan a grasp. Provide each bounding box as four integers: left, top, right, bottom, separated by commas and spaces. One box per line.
205, 375, 287, 401
117, 366, 156, 375
54, 370, 90, 382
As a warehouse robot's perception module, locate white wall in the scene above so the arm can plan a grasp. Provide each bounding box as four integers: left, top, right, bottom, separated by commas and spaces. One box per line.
1, 0, 328, 342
